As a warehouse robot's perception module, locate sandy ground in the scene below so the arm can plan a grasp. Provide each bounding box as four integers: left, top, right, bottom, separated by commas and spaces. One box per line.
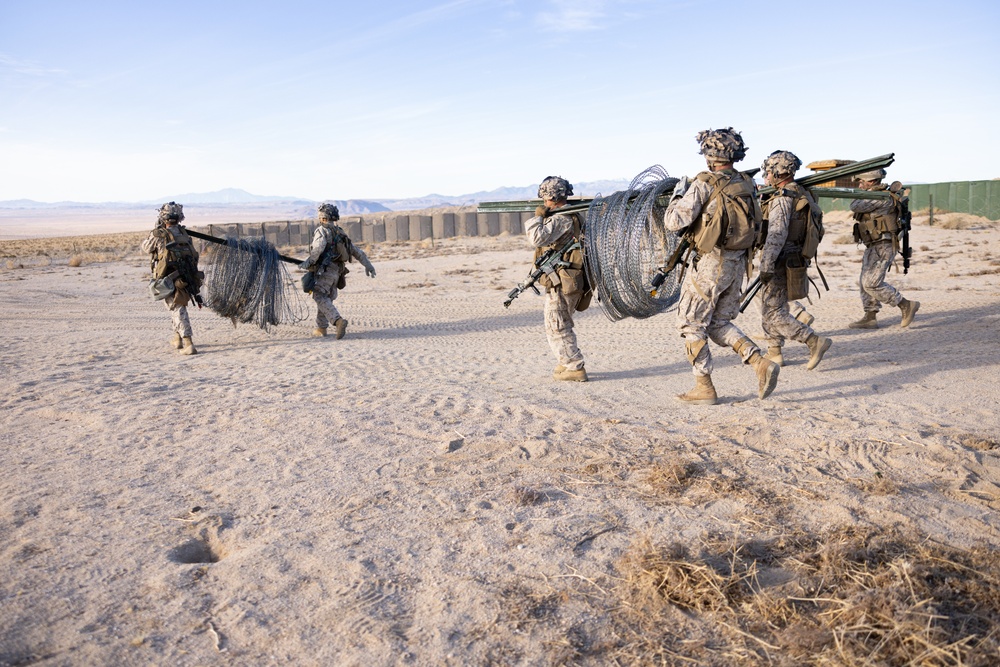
1, 213, 999, 665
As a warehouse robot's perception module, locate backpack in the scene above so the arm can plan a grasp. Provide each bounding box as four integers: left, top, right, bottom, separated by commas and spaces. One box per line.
688, 170, 762, 254
783, 182, 824, 261
151, 226, 202, 293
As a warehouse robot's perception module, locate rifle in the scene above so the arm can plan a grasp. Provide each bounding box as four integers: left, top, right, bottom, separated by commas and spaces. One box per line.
504, 236, 581, 308
889, 181, 912, 274
739, 274, 763, 313
650, 238, 690, 297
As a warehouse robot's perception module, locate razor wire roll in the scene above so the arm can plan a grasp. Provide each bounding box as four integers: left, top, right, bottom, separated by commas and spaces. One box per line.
203, 236, 308, 331
584, 166, 682, 321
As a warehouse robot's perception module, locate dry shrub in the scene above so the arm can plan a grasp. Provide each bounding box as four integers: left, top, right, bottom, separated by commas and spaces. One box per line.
603, 526, 1000, 666
644, 461, 701, 495
832, 234, 856, 245
932, 213, 992, 230
68, 255, 83, 267
850, 472, 899, 495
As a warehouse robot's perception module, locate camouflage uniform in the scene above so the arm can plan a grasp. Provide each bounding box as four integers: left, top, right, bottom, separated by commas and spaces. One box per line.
142, 225, 195, 337
307, 214, 375, 335
758, 193, 814, 348
851, 191, 903, 313
525, 209, 586, 373
665, 176, 758, 376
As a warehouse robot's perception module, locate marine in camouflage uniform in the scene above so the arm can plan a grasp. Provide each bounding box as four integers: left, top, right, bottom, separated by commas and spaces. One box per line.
663, 128, 779, 405
525, 176, 591, 382
305, 203, 376, 339
848, 169, 920, 329
141, 202, 201, 355
757, 150, 831, 370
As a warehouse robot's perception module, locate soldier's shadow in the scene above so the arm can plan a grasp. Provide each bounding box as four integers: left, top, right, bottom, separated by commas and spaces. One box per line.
777, 301, 1000, 402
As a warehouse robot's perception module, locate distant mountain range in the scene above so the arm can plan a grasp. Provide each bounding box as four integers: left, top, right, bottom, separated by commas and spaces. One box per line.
0, 180, 632, 215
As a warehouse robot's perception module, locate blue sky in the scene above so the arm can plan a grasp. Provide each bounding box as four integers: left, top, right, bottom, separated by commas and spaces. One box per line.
1, 0, 998, 202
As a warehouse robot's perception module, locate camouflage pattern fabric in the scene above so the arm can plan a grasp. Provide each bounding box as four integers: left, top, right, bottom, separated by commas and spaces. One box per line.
664, 180, 760, 376
157, 202, 184, 225
758, 192, 813, 347
850, 190, 896, 232
858, 241, 902, 313
761, 150, 801, 180
142, 224, 195, 335
308, 224, 373, 328
696, 127, 747, 164
526, 208, 585, 370
544, 288, 585, 371
166, 303, 193, 338
537, 176, 573, 201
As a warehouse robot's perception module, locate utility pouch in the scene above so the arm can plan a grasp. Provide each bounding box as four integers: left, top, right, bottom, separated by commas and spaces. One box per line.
301, 271, 316, 294
337, 266, 349, 290
785, 255, 809, 301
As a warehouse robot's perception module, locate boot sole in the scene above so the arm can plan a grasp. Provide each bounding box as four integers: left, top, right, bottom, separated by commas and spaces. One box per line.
848, 323, 878, 329
806, 338, 832, 371
677, 396, 717, 405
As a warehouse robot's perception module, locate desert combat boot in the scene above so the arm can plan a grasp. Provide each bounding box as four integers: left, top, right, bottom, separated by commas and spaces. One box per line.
765, 346, 784, 367
899, 298, 920, 328
805, 334, 832, 371
312, 327, 328, 337
553, 365, 588, 382
677, 374, 717, 405
848, 312, 878, 329
334, 317, 348, 340
170, 332, 183, 350
180, 336, 197, 355
748, 352, 779, 399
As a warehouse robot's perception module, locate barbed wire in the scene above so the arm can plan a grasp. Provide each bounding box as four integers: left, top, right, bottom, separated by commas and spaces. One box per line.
202, 236, 309, 331
584, 166, 682, 321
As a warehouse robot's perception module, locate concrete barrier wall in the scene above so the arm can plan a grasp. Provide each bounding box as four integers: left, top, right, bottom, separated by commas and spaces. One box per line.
192, 209, 536, 246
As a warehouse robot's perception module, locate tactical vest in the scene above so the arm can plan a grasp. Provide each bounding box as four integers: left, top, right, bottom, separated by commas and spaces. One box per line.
852, 186, 900, 246
687, 170, 762, 254
316, 224, 352, 268
150, 225, 202, 294
533, 212, 590, 301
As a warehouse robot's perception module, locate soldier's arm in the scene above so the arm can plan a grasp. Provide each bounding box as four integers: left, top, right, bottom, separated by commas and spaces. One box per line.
306, 227, 329, 265
663, 179, 710, 233
140, 231, 162, 255
759, 196, 793, 274
349, 241, 375, 274
525, 211, 575, 248
850, 198, 881, 214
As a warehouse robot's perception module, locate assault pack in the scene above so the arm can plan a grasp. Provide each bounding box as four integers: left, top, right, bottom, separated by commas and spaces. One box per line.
531, 212, 591, 311
149, 225, 203, 304
686, 170, 762, 254
762, 183, 826, 301
302, 225, 353, 293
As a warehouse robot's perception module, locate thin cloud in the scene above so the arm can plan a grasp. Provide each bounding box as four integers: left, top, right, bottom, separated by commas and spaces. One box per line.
535, 0, 608, 32
0, 54, 66, 77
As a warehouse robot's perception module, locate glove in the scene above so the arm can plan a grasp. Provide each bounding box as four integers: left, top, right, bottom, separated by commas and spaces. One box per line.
670, 176, 690, 201
534, 205, 549, 219
365, 264, 376, 278
759, 271, 774, 284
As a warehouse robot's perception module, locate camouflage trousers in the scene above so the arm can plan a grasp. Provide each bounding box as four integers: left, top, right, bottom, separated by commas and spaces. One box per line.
676, 249, 759, 377
312, 266, 343, 329
545, 287, 585, 371
165, 302, 192, 338
760, 262, 812, 348
859, 240, 902, 313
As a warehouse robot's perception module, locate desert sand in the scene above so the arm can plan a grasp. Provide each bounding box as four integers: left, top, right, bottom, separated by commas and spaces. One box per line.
1, 211, 998, 665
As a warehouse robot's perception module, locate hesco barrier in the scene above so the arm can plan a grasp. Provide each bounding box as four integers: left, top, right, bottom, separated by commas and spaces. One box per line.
189, 210, 536, 247
818, 180, 1000, 220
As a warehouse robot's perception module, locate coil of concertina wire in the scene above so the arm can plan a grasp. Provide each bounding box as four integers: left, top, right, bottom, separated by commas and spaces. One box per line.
584, 166, 682, 321
203, 236, 309, 331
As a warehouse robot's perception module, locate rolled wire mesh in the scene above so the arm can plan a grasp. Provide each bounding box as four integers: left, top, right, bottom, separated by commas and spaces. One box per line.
203, 236, 309, 331
584, 166, 682, 321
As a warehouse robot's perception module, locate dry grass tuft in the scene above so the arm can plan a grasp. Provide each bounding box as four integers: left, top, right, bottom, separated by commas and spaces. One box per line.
601, 526, 1000, 666
510, 485, 547, 506
850, 472, 900, 495
67, 255, 83, 267
959, 434, 999, 451
832, 234, 856, 245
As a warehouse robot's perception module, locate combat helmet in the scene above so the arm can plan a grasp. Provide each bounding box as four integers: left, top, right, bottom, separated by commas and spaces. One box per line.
761, 150, 802, 181
538, 176, 573, 201
696, 127, 748, 164
157, 201, 185, 225
854, 168, 887, 182
318, 203, 340, 222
